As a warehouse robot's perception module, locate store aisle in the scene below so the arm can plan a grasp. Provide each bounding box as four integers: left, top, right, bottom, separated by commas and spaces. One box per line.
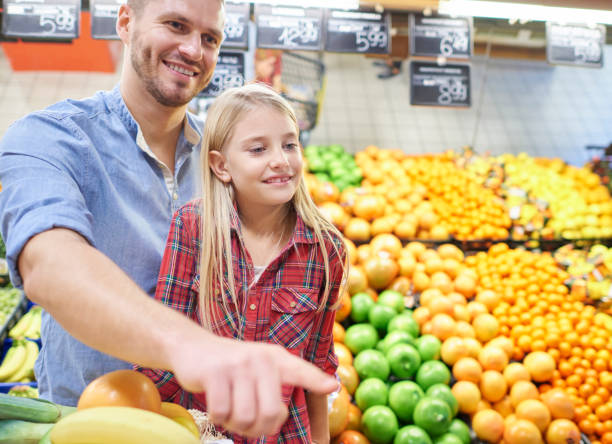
0, 46, 611, 167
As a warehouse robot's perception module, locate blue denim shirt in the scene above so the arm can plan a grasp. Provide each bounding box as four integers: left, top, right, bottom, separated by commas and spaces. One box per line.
0, 86, 203, 405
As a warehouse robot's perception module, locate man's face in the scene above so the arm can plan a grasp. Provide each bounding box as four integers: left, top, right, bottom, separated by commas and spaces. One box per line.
127, 0, 225, 107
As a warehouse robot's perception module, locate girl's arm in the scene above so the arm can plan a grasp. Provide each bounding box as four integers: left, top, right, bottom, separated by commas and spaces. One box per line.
306, 392, 330, 444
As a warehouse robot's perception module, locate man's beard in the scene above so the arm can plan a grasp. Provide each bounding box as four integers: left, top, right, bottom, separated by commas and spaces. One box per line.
130, 34, 211, 107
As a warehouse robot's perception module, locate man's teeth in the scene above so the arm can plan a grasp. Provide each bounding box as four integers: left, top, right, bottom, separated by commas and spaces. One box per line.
167, 63, 195, 76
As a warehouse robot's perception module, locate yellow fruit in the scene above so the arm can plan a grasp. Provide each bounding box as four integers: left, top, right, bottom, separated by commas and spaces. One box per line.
503, 363, 530, 387
478, 346, 509, 372
472, 314, 500, 343
515, 399, 550, 433
452, 381, 481, 414
480, 370, 507, 403
523, 351, 555, 382
453, 357, 483, 383
472, 409, 504, 443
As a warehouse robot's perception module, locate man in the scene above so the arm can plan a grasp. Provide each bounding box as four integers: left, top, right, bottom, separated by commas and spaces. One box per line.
0, 0, 337, 438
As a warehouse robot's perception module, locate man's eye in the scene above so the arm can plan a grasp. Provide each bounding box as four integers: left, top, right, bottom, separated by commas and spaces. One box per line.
168, 21, 185, 31
203, 35, 219, 46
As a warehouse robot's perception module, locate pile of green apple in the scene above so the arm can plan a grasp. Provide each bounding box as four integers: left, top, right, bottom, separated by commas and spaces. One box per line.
341, 290, 470, 444
304, 144, 362, 191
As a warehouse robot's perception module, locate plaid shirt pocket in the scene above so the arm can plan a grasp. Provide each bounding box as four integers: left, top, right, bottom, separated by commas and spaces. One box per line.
269, 287, 318, 353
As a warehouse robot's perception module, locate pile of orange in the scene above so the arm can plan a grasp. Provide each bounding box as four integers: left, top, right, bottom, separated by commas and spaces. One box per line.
466, 243, 612, 444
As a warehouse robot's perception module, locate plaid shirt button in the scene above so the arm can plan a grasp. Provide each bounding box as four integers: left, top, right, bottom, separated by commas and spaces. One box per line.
249, 303, 256, 310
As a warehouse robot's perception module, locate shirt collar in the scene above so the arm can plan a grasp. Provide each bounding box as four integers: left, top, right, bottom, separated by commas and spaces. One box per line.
229, 205, 318, 246
105, 84, 202, 151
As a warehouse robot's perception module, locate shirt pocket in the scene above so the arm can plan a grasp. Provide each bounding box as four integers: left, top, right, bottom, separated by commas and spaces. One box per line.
269, 287, 318, 352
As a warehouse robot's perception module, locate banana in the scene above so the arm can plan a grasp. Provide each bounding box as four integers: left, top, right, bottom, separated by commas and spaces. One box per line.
8, 311, 33, 339
7, 340, 38, 382
23, 309, 41, 340
49, 406, 201, 444
0, 342, 27, 381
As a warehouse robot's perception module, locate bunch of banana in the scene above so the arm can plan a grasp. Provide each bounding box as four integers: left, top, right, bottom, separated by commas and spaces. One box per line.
9, 306, 42, 340
49, 406, 200, 444
0, 339, 38, 383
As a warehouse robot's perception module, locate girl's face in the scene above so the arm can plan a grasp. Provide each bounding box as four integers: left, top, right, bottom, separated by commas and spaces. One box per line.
210, 105, 302, 211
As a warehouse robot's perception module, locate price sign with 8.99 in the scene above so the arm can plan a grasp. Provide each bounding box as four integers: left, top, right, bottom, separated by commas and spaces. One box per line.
255, 5, 323, 51
410, 61, 471, 107
2, 0, 80, 39
199, 52, 245, 98
325, 9, 390, 54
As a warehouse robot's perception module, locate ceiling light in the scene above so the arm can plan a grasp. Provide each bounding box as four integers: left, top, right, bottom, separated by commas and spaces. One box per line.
230, 0, 359, 10
438, 0, 612, 25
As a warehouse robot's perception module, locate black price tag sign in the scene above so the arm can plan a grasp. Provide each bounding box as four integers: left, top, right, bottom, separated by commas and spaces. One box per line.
546, 22, 605, 68
200, 51, 245, 98
90, 0, 123, 40
324, 9, 390, 54
410, 61, 470, 107
2, 0, 80, 39
410, 14, 472, 58
222, 2, 249, 50
255, 5, 323, 51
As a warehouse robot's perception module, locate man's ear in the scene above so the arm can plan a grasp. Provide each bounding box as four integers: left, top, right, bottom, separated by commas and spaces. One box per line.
116, 4, 133, 45
208, 151, 232, 183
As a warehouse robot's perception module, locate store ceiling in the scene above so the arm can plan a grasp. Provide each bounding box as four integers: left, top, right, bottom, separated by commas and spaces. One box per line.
361, 0, 612, 11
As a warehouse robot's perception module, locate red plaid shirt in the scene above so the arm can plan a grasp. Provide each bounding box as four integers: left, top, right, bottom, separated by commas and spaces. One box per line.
137, 200, 344, 443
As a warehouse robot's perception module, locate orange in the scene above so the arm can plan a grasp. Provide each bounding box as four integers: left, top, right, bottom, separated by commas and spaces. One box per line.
503, 418, 543, 444
510, 380, 539, 408
515, 399, 551, 433
441, 337, 469, 366
480, 370, 507, 403
452, 380, 481, 414
472, 409, 505, 443
541, 388, 575, 420
478, 346, 509, 372
523, 351, 556, 382
546, 419, 582, 444
452, 357, 482, 384
503, 362, 531, 387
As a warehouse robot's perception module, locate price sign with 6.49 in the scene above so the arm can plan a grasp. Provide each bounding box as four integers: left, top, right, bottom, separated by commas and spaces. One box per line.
2, 0, 80, 39
255, 5, 323, 51
325, 9, 390, 54
410, 14, 472, 59
410, 61, 471, 107
200, 52, 245, 98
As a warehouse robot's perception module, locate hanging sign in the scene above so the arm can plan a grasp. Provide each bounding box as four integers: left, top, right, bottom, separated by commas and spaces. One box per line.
200, 51, 245, 98
410, 61, 471, 107
90, 0, 123, 40
324, 9, 390, 54
222, 2, 250, 50
2, 0, 80, 39
255, 5, 323, 51
410, 14, 472, 58
546, 22, 605, 68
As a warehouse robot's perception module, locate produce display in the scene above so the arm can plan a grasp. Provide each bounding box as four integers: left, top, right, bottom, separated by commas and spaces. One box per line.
0, 369, 230, 443
305, 144, 363, 192
0, 339, 38, 383
0, 288, 22, 334
329, 233, 612, 444
9, 305, 42, 340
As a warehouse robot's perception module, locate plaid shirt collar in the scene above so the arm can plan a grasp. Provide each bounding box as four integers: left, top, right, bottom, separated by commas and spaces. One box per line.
228, 203, 318, 246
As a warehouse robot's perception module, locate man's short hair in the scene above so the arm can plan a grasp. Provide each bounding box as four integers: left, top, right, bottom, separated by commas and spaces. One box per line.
127, 0, 225, 17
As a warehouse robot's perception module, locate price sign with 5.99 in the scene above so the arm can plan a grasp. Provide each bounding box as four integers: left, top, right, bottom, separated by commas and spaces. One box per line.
410, 61, 471, 107
255, 5, 323, 51
2, 0, 80, 39
325, 9, 390, 54
200, 52, 245, 98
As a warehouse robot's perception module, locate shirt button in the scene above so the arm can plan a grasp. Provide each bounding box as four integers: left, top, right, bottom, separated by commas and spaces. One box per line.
173, 192, 179, 200
249, 303, 256, 310
290, 301, 296, 307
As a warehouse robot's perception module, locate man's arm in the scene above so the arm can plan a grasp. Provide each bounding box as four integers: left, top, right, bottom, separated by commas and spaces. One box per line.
306, 392, 330, 444
19, 228, 338, 437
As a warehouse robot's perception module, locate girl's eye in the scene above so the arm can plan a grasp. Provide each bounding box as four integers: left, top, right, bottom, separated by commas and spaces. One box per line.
284, 143, 298, 151
249, 146, 265, 154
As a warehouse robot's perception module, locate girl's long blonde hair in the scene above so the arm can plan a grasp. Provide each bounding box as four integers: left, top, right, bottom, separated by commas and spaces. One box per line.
199, 83, 347, 331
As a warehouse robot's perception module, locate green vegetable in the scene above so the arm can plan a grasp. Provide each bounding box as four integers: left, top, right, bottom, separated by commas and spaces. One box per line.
0, 234, 5, 259
0, 394, 75, 423
7, 386, 38, 399
0, 419, 53, 444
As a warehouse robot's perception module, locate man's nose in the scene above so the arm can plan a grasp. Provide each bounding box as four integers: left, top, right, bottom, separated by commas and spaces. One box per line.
178, 33, 203, 62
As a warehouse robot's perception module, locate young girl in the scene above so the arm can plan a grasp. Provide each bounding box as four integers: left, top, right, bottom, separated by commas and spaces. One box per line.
138, 83, 347, 443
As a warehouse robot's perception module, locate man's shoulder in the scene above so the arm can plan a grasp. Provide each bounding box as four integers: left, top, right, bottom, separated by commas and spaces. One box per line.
37, 90, 111, 122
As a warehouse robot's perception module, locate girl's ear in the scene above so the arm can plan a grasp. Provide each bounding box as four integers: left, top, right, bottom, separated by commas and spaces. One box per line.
208, 151, 232, 183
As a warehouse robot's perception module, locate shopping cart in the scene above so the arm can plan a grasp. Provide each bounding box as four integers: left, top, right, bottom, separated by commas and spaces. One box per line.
280, 51, 326, 146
